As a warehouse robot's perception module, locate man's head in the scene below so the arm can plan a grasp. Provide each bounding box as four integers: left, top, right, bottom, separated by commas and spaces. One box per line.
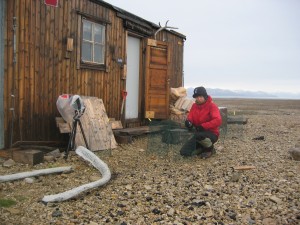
193, 86, 208, 105
193, 86, 208, 99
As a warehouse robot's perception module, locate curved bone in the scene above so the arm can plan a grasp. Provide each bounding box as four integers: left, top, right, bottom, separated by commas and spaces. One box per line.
42, 146, 111, 203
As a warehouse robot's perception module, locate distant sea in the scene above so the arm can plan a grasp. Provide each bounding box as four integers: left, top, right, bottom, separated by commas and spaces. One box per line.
212, 96, 300, 100
185, 87, 300, 100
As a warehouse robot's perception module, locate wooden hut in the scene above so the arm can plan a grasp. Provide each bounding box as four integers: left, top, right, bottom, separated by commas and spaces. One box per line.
0, 0, 186, 149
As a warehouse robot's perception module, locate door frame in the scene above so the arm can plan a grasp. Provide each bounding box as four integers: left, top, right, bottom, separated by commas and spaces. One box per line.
124, 32, 143, 124
125, 35, 140, 120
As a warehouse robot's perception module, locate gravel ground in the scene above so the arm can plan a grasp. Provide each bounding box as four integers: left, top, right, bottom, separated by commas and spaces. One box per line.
1, 99, 300, 225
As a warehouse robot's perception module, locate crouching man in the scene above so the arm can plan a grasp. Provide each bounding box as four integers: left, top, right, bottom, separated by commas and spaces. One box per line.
180, 86, 222, 158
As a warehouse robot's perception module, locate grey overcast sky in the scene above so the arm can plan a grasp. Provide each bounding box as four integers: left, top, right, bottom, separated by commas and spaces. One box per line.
106, 0, 300, 94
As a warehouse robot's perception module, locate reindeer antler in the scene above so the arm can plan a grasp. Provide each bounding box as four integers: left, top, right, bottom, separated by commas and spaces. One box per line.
154, 20, 178, 40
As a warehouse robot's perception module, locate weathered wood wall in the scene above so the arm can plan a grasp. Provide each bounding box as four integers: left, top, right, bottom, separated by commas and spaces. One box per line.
3, 0, 185, 148
155, 32, 185, 88
0, 0, 5, 148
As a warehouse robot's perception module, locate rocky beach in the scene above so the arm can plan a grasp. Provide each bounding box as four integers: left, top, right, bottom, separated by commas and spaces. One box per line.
1, 98, 300, 225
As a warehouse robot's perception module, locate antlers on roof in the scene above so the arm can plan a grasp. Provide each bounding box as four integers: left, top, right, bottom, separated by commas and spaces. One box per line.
154, 20, 178, 39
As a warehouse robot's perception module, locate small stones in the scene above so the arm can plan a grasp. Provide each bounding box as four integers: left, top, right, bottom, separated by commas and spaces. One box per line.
89, 175, 101, 182
191, 199, 206, 207
225, 209, 237, 220
269, 196, 282, 204
146, 196, 153, 201
204, 185, 213, 191
5, 208, 21, 215
230, 171, 241, 182
1, 101, 300, 224
144, 185, 152, 190
0, 157, 5, 163
286, 171, 294, 177
46, 149, 62, 158
152, 208, 161, 215
262, 218, 277, 225
24, 177, 35, 184
88, 221, 98, 225
2, 159, 15, 167
252, 136, 265, 140
288, 147, 300, 161
117, 210, 125, 216
117, 203, 126, 208
44, 155, 55, 162
167, 208, 175, 216
52, 209, 63, 217
205, 210, 214, 217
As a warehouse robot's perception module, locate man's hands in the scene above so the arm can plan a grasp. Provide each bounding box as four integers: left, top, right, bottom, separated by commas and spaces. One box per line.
185, 120, 205, 132
196, 125, 205, 132
185, 120, 193, 130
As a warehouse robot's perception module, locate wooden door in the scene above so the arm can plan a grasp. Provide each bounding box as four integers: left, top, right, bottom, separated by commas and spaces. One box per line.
145, 39, 170, 119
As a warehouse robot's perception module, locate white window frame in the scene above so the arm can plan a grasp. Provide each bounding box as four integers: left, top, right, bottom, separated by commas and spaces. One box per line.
81, 18, 106, 65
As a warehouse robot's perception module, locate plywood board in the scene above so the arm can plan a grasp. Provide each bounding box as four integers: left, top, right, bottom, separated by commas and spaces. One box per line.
73, 97, 117, 151
56, 117, 71, 133
58, 123, 71, 133
55, 117, 65, 127
109, 120, 123, 130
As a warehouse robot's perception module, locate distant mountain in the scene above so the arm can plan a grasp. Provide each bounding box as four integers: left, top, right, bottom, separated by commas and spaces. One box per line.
186, 87, 300, 99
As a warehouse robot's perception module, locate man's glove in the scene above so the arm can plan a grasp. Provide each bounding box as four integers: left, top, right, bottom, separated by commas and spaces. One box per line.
185, 120, 193, 130
196, 125, 205, 132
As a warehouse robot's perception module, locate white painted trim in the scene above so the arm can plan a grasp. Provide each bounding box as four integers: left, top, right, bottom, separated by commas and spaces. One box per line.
125, 36, 140, 119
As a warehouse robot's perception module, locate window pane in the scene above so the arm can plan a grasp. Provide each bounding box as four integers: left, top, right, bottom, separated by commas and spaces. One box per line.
94, 44, 104, 63
94, 24, 104, 43
81, 19, 106, 65
83, 20, 92, 41
82, 42, 92, 61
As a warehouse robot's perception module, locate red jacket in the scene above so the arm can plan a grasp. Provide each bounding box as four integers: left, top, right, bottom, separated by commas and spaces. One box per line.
187, 96, 222, 136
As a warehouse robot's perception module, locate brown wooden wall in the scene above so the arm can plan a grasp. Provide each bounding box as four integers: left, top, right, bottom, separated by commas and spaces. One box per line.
3, 0, 185, 148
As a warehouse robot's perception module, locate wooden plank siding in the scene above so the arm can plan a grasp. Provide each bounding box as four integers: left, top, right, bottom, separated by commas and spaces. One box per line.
0, 0, 5, 148
156, 31, 185, 88
3, 0, 185, 148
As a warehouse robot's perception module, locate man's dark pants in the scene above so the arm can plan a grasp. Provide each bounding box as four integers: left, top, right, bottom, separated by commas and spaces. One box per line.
180, 131, 218, 156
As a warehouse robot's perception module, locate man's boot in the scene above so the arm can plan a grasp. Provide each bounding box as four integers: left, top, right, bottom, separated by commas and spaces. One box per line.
199, 145, 216, 159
